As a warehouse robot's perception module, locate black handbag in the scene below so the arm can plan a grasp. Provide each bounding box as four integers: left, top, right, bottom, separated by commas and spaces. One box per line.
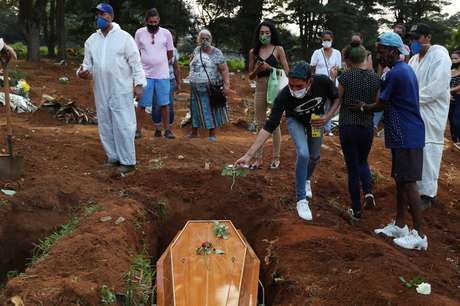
200, 49, 227, 107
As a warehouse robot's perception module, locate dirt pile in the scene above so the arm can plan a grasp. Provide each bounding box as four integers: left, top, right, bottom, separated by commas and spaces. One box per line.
0, 60, 458, 305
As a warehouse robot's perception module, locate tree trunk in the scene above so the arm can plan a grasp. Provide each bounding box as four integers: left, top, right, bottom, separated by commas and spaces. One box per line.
237, 0, 264, 70
56, 0, 66, 61
18, 0, 49, 62
27, 26, 41, 61
47, 0, 56, 57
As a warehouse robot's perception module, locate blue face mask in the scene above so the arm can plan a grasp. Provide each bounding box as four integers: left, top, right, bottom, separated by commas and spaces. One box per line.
411, 40, 422, 55
96, 16, 109, 30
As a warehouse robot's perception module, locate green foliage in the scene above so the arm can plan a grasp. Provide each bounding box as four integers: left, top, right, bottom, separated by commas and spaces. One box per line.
84, 202, 102, 216
6, 270, 19, 280
31, 217, 79, 264
226, 57, 245, 71
122, 253, 155, 306
399, 276, 425, 288
10, 42, 27, 60
178, 56, 190, 67
100, 285, 117, 304
8, 69, 29, 83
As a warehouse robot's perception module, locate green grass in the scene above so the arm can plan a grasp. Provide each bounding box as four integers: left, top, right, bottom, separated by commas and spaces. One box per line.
30, 217, 79, 264
121, 253, 156, 306
100, 285, 117, 304
84, 202, 102, 216
153, 200, 168, 221
226, 57, 245, 72
371, 170, 384, 185
177, 56, 245, 72
8, 69, 29, 82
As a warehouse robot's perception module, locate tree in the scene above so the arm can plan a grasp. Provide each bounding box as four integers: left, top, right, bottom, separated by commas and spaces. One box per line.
55, 0, 66, 61
380, 0, 451, 25
193, 0, 239, 46
236, 0, 264, 68
44, 0, 56, 57
324, 0, 380, 52
18, 0, 48, 61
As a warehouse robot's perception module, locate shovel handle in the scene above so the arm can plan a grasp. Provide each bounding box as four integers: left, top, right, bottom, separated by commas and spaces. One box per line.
2, 62, 13, 137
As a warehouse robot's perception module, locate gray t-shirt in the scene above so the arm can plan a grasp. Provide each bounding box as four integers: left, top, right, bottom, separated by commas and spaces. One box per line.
338, 69, 380, 128
189, 46, 225, 84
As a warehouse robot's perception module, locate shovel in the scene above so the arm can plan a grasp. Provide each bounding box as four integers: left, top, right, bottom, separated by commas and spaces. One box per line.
0, 53, 23, 180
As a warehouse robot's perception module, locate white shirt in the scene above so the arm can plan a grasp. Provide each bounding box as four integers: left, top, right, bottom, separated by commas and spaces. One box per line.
311, 48, 342, 78
409, 45, 451, 144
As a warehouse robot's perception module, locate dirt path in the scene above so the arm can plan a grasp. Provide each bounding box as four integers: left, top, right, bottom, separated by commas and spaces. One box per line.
0, 61, 459, 305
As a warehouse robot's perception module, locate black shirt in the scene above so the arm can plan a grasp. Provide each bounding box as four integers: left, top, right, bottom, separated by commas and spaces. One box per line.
338, 68, 380, 128
263, 75, 339, 133
254, 47, 280, 78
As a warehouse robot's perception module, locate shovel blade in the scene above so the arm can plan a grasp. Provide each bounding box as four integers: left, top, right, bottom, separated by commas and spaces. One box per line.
0, 155, 24, 180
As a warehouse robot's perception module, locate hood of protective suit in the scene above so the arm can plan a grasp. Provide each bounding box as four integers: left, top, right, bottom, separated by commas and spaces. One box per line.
409, 45, 451, 144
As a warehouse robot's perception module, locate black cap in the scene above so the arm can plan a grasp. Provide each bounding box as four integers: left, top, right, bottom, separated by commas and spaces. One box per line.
409, 23, 431, 38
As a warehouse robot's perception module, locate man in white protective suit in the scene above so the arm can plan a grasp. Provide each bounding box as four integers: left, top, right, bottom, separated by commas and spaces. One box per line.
0, 38, 17, 62
408, 23, 451, 210
77, 3, 146, 175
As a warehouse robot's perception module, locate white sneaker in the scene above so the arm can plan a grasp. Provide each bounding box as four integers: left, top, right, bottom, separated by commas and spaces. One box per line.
305, 180, 312, 199
393, 229, 428, 251
374, 221, 409, 238
296, 199, 312, 221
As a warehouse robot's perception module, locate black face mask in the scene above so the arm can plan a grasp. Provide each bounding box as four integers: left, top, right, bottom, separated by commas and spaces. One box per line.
350, 41, 361, 48
452, 62, 460, 69
147, 24, 159, 33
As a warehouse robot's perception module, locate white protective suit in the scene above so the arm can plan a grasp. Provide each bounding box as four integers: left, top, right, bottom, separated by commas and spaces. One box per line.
78, 23, 146, 166
409, 45, 451, 198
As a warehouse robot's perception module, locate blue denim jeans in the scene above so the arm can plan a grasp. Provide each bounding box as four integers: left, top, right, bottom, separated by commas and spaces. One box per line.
373, 111, 384, 129
449, 95, 460, 142
339, 125, 373, 213
152, 78, 176, 125
287, 117, 323, 201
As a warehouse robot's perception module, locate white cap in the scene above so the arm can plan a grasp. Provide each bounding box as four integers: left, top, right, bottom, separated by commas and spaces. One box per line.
0, 38, 4, 51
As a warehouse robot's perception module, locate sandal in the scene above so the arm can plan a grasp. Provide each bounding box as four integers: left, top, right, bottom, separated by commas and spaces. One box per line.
270, 160, 280, 170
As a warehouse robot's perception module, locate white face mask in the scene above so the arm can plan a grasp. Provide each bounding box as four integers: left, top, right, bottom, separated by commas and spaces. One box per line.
322, 40, 332, 49
289, 87, 307, 99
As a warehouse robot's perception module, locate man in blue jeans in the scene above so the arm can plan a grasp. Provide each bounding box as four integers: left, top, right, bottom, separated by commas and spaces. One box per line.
235, 62, 339, 221
353, 32, 427, 251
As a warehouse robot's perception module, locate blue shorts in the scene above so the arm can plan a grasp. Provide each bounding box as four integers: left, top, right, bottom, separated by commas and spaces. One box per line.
138, 78, 170, 108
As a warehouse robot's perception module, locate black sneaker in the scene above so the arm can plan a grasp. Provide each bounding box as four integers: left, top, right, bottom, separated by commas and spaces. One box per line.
105, 159, 120, 167
363, 193, 376, 209
420, 195, 433, 211
154, 130, 162, 138
345, 208, 361, 224
117, 164, 135, 175
164, 129, 176, 139
135, 130, 142, 139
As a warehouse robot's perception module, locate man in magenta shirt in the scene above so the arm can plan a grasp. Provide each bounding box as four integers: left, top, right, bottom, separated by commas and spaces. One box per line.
135, 8, 175, 139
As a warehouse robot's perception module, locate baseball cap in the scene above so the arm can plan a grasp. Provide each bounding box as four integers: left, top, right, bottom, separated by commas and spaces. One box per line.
93, 3, 114, 16
409, 23, 431, 38
377, 32, 409, 56
288, 62, 312, 80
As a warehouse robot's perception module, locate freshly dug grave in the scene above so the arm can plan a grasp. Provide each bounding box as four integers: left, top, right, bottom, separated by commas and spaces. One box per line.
0, 61, 458, 305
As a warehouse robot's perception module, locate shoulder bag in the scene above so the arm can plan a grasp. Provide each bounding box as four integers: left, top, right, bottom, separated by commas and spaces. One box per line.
200, 48, 227, 107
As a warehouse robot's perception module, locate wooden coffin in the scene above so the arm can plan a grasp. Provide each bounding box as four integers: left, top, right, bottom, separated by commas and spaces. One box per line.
156, 220, 260, 306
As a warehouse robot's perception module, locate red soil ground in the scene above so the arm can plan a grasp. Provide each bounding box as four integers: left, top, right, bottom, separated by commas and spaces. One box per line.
0, 60, 459, 305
